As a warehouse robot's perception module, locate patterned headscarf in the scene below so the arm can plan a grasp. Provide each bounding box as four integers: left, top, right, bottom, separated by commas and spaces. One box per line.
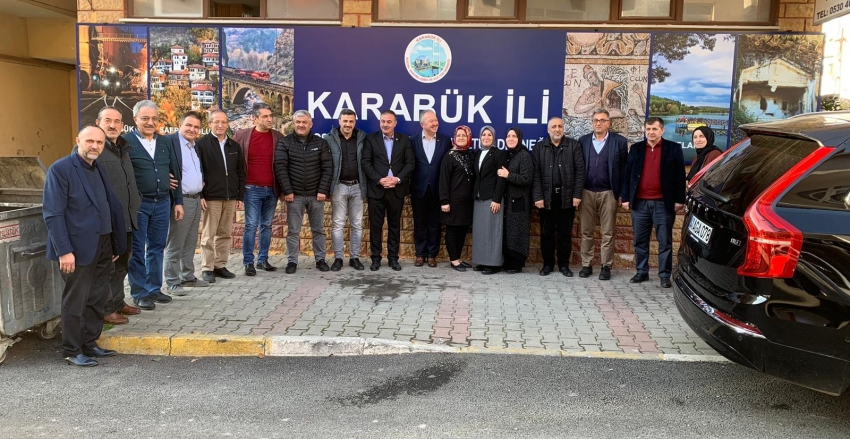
453, 125, 473, 151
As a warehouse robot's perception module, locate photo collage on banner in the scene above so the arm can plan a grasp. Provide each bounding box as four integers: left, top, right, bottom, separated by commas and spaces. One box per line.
221, 28, 294, 134
77, 25, 148, 129
647, 34, 736, 163
731, 34, 825, 145
562, 32, 652, 145
149, 27, 221, 133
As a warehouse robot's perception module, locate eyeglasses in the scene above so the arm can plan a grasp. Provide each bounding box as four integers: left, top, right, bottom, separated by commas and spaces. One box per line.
592, 119, 610, 124
138, 116, 159, 123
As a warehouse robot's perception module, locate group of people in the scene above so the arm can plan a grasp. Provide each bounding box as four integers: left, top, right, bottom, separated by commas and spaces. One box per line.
43, 100, 723, 366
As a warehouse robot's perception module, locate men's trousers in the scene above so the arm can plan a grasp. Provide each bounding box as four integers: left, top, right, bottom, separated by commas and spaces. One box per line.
129, 197, 170, 300
60, 234, 112, 357
631, 199, 674, 278
164, 195, 202, 286
242, 185, 278, 265
368, 191, 404, 262
331, 183, 364, 260
539, 192, 576, 269
579, 189, 618, 268
286, 195, 327, 264
200, 199, 237, 271
411, 185, 441, 258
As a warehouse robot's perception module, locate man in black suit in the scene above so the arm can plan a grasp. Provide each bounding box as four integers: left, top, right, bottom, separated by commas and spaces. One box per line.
43, 126, 127, 367
361, 110, 415, 271
409, 109, 451, 268
621, 117, 686, 289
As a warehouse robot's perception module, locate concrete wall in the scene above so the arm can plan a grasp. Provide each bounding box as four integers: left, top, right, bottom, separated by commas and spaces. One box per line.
0, 13, 76, 167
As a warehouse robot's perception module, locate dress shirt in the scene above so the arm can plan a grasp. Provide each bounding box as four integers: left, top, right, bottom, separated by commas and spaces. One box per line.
135, 131, 157, 159
383, 134, 394, 177
422, 133, 436, 163
179, 132, 203, 195
592, 132, 609, 155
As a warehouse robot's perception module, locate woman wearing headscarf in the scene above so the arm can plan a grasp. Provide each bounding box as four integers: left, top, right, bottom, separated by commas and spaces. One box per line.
497, 127, 534, 274
471, 126, 506, 275
687, 126, 723, 183
440, 125, 476, 272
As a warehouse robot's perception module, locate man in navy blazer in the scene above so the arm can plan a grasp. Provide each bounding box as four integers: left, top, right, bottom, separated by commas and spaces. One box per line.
43, 126, 127, 367
577, 109, 628, 281
409, 109, 450, 268
621, 117, 686, 289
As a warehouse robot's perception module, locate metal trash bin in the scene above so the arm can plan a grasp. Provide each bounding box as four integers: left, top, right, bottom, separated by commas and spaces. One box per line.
0, 157, 63, 364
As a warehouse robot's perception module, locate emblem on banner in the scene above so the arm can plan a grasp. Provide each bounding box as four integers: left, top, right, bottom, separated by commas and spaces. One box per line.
405, 34, 452, 83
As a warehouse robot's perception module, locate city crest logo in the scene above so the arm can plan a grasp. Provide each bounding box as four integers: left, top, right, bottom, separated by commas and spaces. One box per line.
404, 34, 452, 83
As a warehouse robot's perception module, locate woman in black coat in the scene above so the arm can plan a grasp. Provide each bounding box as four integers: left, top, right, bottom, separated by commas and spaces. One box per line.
687, 126, 723, 183
497, 127, 534, 274
440, 125, 475, 272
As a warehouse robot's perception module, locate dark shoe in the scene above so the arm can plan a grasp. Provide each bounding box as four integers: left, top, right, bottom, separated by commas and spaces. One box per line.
414, 257, 425, 267
389, 260, 402, 271
349, 258, 365, 271
316, 260, 331, 272
579, 266, 593, 278
150, 292, 173, 304
460, 261, 472, 269
451, 263, 466, 272
285, 262, 297, 274
630, 273, 649, 283
473, 265, 485, 272
427, 257, 438, 268
133, 297, 156, 310
103, 312, 129, 325
83, 346, 117, 358
181, 278, 209, 287
560, 266, 574, 277
330, 258, 343, 272
118, 303, 141, 316
244, 264, 256, 276
539, 266, 553, 276
201, 271, 216, 283
370, 259, 380, 271
169, 284, 187, 296
505, 268, 521, 274
599, 266, 612, 281
660, 278, 672, 289
257, 261, 277, 272
213, 267, 236, 279
65, 354, 98, 367
482, 267, 500, 275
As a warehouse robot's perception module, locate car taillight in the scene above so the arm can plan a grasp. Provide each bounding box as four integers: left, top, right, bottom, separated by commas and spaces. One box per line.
738, 146, 834, 278
687, 139, 744, 192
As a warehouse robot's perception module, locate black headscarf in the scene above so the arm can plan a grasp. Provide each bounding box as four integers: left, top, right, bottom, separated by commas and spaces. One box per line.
505, 127, 527, 161
688, 126, 722, 181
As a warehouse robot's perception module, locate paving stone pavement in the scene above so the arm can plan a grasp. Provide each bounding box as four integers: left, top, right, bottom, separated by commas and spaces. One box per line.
110, 253, 718, 357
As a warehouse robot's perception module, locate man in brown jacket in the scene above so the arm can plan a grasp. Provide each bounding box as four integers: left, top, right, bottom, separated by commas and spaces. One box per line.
232, 103, 282, 276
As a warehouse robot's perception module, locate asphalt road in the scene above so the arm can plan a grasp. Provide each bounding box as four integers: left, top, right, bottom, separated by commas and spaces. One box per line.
1, 334, 848, 439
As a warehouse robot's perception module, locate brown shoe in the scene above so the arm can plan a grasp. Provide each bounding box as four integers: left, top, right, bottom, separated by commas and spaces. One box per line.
414, 257, 425, 267
104, 312, 129, 325
118, 303, 141, 316
427, 257, 438, 268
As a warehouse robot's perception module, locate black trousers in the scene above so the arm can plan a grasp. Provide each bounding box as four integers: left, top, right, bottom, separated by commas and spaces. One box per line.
411, 185, 441, 258
539, 191, 576, 269
60, 234, 113, 357
444, 224, 470, 261
369, 191, 404, 261
105, 231, 132, 314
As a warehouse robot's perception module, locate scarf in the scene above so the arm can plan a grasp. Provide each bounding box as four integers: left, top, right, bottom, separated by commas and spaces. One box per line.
479, 125, 496, 150
687, 126, 722, 181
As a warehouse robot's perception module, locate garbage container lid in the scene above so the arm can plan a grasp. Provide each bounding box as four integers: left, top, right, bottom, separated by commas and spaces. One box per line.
0, 157, 46, 205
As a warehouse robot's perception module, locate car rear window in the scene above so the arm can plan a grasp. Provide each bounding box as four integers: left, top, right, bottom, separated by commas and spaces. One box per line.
698, 134, 820, 216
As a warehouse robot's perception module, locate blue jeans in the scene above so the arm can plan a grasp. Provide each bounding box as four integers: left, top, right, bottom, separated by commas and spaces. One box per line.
242, 185, 278, 265
631, 199, 674, 278
129, 197, 170, 300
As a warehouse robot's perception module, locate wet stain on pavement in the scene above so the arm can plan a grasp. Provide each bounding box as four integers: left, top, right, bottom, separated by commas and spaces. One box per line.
334, 360, 466, 407
333, 275, 446, 302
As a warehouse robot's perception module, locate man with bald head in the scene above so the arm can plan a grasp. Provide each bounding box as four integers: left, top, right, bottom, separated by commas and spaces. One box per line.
44, 126, 127, 366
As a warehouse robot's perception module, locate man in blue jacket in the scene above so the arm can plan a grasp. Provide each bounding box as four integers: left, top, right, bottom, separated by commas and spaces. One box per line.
409, 109, 450, 267
44, 126, 127, 367
577, 109, 628, 281
621, 117, 686, 288
122, 100, 183, 311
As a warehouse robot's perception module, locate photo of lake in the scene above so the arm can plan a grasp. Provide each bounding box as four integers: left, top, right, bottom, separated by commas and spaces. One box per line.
648, 34, 736, 162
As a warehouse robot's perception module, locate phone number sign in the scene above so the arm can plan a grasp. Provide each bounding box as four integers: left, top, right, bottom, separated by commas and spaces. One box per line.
815, 0, 850, 24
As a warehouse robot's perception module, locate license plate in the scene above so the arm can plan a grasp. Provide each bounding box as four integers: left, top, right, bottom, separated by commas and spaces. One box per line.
688, 215, 713, 245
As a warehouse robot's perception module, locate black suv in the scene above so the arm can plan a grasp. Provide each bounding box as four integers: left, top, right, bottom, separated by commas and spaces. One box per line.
674, 111, 850, 396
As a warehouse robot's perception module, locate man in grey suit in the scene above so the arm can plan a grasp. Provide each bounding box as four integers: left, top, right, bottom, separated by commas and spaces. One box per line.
163, 111, 209, 295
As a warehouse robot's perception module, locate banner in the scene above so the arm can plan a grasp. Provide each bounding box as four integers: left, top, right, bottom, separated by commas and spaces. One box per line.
77, 25, 825, 163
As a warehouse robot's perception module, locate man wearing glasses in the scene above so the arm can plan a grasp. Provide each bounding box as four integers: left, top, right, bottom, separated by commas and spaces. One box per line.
122, 100, 183, 311
577, 109, 628, 281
